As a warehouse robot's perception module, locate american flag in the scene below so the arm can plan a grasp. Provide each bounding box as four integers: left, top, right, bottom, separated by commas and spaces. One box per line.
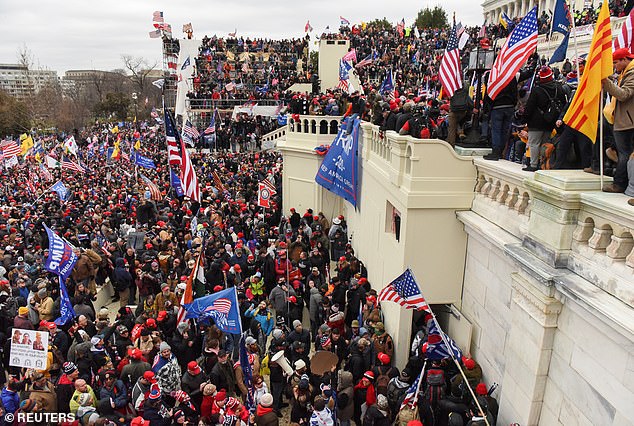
61, 156, 85, 173
212, 170, 231, 201
378, 268, 430, 311
478, 23, 487, 39
438, 24, 463, 98
204, 298, 232, 314
165, 111, 182, 166
426, 318, 463, 360
340, 16, 350, 26
183, 120, 200, 139
39, 164, 53, 181
0, 141, 21, 157
203, 110, 216, 135
167, 110, 200, 201
342, 48, 357, 63
487, 7, 538, 100
614, 8, 634, 52
152, 10, 164, 23
400, 369, 423, 409
139, 173, 162, 201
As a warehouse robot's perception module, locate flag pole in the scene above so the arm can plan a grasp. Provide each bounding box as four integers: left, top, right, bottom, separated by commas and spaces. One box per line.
569, 0, 581, 79
546, 4, 556, 61
410, 360, 426, 408
600, 88, 604, 188
407, 267, 491, 426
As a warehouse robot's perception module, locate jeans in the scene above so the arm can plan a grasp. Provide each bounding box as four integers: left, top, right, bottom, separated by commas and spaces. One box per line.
490, 107, 515, 151
528, 130, 551, 167
613, 128, 634, 188
270, 380, 285, 411
554, 125, 592, 169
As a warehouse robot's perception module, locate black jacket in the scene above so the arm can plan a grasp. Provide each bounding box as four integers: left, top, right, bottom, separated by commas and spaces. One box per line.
524, 80, 567, 130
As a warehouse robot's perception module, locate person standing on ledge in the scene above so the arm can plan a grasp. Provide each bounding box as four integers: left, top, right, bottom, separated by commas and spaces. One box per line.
602, 48, 634, 193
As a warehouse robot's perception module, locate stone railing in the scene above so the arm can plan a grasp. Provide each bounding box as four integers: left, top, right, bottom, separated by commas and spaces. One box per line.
472, 158, 532, 239
260, 125, 286, 150
569, 192, 634, 308
288, 115, 341, 136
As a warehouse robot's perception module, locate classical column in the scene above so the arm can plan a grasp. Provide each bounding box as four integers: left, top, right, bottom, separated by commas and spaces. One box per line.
497, 272, 562, 425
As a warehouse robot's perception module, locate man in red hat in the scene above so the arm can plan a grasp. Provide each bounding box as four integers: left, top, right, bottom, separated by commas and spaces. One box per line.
602, 47, 634, 193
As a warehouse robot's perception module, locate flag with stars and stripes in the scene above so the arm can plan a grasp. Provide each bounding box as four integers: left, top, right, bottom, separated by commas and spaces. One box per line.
487, 7, 538, 100
438, 24, 462, 98
183, 119, 200, 139
378, 268, 429, 311
61, 156, 85, 173
139, 173, 162, 201
400, 369, 423, 409
614, 7, 634, 53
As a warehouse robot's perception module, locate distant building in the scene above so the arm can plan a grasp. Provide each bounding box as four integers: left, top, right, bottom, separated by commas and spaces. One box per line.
0, 64, 58, 99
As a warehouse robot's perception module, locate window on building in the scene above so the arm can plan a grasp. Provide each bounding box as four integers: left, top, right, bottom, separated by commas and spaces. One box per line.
385, 201, 402, 242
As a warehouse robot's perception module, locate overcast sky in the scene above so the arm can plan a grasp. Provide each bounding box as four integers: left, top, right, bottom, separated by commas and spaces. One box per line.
0, 0, 483, 75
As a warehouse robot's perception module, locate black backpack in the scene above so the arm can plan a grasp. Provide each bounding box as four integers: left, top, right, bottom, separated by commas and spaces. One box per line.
424, 367, 446, 407
450, 88, 472, 112
409, 115, 428, 139
540, 85, 565, 127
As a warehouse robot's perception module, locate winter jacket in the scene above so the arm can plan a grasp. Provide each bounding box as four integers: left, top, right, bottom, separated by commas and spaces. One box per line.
603, 63, 634, 131
99, 379, 128, 409
1, 387, 19, 414
309, 287, 322, 323
523, 80, 567, 130
246, 306, 274, 336
255, 404, 279, 426
363, 405, 390, 426
337, 371, 354, 421
55, 374, 75, 413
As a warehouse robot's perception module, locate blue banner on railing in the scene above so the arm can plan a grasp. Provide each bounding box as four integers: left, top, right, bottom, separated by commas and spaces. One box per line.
315, 117, 359, 207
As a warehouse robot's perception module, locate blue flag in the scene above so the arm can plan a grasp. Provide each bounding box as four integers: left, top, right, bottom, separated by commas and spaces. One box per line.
379, 70, 394, 96
426, 319, 463, 360
181, 56, 191, 70
132, 152, 157, 169
170, 169, 185, 197
55, 276, 76, 325
50, 180, 69, 201
255, 84, 269, 95
239, 335, 255, 412
552, 0, 572, 36
549, 33, 570, 64
315, 117, 359, 207
183, 287, 243, 334
339, 59, 352, 81
277, 114, 288, 126
43, 224, 79, 282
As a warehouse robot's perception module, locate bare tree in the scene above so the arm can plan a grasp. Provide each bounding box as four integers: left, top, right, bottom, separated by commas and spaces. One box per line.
121, 55, 158, 96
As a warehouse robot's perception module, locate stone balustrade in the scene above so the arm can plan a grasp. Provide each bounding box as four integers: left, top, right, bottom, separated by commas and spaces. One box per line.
472, 158, 532, 239
260, 126, 286, 150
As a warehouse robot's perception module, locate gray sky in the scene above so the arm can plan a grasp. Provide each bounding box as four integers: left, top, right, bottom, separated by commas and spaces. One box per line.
0, 0, 483, 75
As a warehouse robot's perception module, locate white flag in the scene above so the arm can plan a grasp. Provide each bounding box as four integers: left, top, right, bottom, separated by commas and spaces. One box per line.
4, 155, 18, 169
64, 136, 78, 156
152, 79, 165, 89
458, 32, 470, 50
46, 155, 60, 169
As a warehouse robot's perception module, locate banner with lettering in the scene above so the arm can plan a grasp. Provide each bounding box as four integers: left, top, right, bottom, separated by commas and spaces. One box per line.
43, 224, 78, 282
314, 117, 360, 207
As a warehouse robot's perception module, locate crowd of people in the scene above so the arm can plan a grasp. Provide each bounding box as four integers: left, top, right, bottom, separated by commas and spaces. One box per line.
0, 114, 502, 426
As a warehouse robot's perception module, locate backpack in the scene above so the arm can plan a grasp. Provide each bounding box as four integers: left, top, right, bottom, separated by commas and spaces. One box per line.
424, 368, 446, 406
375, 366, 393, 396
0, 296, 18, 320
450, 88, 472, 112
539, 85, 565, 127
409, 115, 428, 139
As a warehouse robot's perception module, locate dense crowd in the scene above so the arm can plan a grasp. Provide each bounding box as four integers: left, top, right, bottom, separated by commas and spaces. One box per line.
0, 119, 503, 426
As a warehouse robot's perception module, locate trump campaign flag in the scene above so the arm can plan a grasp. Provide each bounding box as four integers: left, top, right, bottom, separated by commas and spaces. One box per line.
183, 287, 242, 334
50, 180, 70, 201
315, 117, 360, 207
55, 275, 76, 325
43, 224, 78, 282
132, 151, 157, 169
170, 169, 185, 197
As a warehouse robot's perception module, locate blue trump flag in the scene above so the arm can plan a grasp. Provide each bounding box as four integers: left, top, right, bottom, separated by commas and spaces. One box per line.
183, 287, 242, 334
552, 0, 572, 36
239, 335, 255, 412
426, 318, 463, 360
132, 152, 157, 169
43, 224, 78, 282
170, 169, 185, 197
549, 33, 570, 64
379, 69, 394, 96
50, 180, 69, 201
315, 117, 359, 207
55, 276, 76, 325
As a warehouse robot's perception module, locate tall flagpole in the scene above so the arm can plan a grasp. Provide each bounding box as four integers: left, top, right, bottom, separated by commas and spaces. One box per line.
600, 89, 605, 188
407, 268, 490, 426
569, 0, 581, 79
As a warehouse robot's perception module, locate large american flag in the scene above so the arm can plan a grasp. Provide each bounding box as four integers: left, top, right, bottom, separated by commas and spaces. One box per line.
165, 110, 182, 166
61, 156, 85, 173
438, 25, 462, 98
614, 8, 634, 53
166, 110, 200, 201
487, 7, 538, 100
378, 268, 429, 311
140, 173, 162, 201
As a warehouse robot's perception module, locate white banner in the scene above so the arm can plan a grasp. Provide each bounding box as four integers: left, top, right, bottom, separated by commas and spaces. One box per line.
9, 328, 49, 369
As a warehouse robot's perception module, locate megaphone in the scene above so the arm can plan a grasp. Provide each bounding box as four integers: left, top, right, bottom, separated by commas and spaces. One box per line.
271, 350, 294, 376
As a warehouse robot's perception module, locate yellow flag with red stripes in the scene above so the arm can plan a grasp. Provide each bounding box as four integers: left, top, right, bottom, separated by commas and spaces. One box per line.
563, 1, 612, 143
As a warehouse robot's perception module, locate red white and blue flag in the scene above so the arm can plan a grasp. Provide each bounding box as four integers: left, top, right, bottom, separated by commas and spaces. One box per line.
439, 24, 463, 98
487, 7, 538, 100
614, 8, 634, 53
426, 318, 463, 360
378, 268, 429, 311
183, 287, 242, 334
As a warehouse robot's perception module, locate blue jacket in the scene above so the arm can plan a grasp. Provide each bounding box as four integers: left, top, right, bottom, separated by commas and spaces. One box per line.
245, 307, 274, 336
1, 387, 19, 414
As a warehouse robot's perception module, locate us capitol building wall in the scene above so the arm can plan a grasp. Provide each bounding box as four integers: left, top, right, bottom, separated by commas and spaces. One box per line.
276, 117, 634, 425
